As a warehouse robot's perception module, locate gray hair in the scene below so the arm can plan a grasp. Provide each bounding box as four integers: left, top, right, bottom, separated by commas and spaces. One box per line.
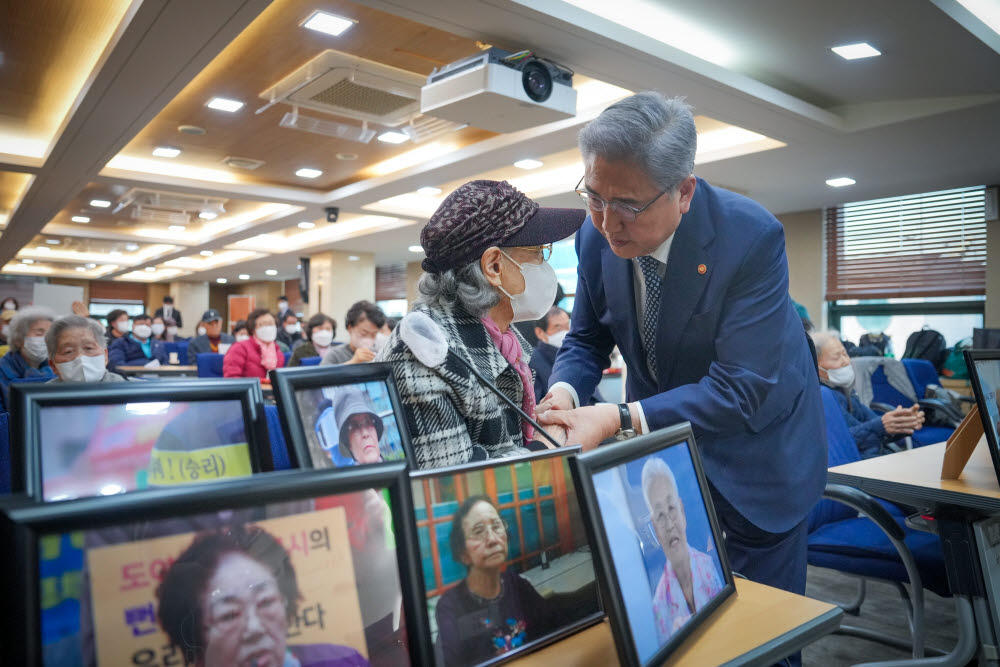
415, 259, 500, 317
579, 91, 697, 194
45, 315, 107, 359
8, 306, 57, 350
809, 329, 843, 356
641, 456, 679, 513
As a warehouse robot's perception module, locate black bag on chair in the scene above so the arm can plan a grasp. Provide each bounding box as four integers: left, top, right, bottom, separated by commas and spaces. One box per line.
903, 328, 948, 371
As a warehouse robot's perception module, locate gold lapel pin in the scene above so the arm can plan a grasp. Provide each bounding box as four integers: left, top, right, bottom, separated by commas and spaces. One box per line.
698, 264, 707, 275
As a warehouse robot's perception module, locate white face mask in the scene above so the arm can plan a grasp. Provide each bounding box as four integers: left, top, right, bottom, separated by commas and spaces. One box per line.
197, 326, 208, 336
151, 323, 165, 336
23, 336, 49, 362
312, 330, 333, 347
825, 364, 855, 388
1, 324, 9, 338
278, 301, 288, 310
2, 302, 15, 311
255, 325, 277, 343
57, 353, 106, 382
497, 251, 558, 323
547, 330, 568, 348
132, 324, 152, 339
167, 326, 179, 336
354, 335, 375, 351
115, 320, 130, 333
374, 331, 391, 353
284, 323, 300, 334
235, 333, 250, 343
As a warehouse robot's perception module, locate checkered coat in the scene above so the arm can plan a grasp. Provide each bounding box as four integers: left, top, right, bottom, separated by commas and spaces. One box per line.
376, 301, 532, 469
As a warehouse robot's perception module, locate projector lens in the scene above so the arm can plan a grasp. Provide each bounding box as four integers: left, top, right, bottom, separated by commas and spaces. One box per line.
522, 60, 553, 103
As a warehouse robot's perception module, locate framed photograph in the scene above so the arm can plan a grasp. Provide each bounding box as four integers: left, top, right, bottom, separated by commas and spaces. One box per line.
409, 447, 602, 667
10, 379, 273, 502
269, 362, 413, 469
0, 463, 433, 667
570, 422, 735, 667
964, 349, 1000, 484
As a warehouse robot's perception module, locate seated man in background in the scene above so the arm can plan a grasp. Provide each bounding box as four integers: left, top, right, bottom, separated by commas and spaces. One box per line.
0, 306, 57, 404
811, 329, 924, 457
186, 309, 234, 364
108, 313, 167, 370
322, 300, 386, 366
530, 306, 570, 403
277, 309, 304, 351
47, 315, 127, 382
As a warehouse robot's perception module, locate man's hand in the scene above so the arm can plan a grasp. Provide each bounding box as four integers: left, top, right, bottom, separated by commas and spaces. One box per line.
536, 387, 575, 415
882, 404, 925, 435
537, 404, 620, 452
347, 346, 376, 364
71, 301, 89, 317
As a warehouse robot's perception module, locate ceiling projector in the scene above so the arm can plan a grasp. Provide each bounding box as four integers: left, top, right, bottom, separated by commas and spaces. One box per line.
421, 47, 576, 133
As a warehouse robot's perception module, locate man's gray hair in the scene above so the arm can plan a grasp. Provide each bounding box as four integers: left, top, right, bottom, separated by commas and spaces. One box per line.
45, 315, 107, 359
641, 455, 679, 512
415, 259, 500, 317
809, 329, 843, 356
579, 91, 697, 194
8, 306, 57, 351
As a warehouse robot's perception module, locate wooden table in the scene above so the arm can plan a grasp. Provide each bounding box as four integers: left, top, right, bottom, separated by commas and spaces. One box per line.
116, 364, 199, 378
511, 579, 842, 667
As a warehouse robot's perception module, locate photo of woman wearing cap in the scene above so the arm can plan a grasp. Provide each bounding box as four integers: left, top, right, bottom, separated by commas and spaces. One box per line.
376, 180, 584, 469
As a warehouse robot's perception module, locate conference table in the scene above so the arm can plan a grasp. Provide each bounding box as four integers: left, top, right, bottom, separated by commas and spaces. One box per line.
116, 364, 199, 377
512, 578, 842, 666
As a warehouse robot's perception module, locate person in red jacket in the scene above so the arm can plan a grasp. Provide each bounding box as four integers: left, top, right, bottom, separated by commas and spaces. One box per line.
223, 308, 284, 378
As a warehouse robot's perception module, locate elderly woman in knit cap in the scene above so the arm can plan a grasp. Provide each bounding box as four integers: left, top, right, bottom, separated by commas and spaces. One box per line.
377, 180, 585, 468
330, 386, 386, 465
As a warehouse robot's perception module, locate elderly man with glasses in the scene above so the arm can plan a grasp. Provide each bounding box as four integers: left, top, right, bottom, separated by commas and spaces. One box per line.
536, 92, 825, 611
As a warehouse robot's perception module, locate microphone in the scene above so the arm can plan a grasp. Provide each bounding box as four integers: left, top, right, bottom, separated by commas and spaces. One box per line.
398, 312, 562, 449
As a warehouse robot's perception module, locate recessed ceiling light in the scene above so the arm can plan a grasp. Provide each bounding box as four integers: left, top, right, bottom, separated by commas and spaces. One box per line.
297, 221, 316, 229
152, 146, 181, 158
90, 199, 111, 208
200, 250, 214, 256
417, 186, 442, 196
826, 177, 857, 187
71, 215, 90, 223
37, 246, 50, 252
296, 264, 301, 269
45, 239, 61, 245
295, 167, 323, 179
408, 245, 424, 253
207, 97, 244, 112
831, 43, 881, 60
76, 267, 86, 272
198, 211, 218, 220
109, 251, 122, 257
265, 269, 278, 276
21, 258, 34, 264
216, 278, 228, 284
336, 152, 358, 161
239, 274, 250, 280
377, 131, 409, 144
145, 266, 156, 272
347, 255, 360, 261
302, 10, 355, 36
85, 263, 96, 269
125, 243, 139, 251
168, 225, 185, 232
178, 124, 206, 135
514, 159, 543, 170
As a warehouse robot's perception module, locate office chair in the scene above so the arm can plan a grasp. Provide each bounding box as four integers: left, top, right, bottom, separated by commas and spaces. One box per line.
195, 353, 225, 378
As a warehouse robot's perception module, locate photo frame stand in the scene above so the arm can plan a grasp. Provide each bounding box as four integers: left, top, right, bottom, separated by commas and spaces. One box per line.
942, 404, 985, 480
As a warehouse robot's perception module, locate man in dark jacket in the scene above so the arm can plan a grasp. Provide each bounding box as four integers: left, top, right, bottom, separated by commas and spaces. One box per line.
108, 313, 168, 370
153, 295, 182, 329
186, 309, 234, 364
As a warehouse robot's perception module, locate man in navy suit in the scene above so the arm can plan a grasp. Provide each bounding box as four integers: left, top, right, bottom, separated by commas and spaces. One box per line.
538, 92, 826, 600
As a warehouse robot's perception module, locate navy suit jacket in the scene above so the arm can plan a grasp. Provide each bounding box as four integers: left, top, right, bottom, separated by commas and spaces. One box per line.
549, 178, 826, 533
108, 335, 168, 371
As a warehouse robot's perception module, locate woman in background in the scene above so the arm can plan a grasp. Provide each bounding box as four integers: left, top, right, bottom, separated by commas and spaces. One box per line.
287, 313, 337, 367
223, 308, 284, 378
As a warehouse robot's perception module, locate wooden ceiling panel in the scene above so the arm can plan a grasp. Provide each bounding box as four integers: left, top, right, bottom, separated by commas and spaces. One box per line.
117, 0, 496, 190
0, 171, 33, 218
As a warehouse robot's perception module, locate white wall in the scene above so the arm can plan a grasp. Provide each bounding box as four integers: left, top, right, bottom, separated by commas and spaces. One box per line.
171, 281, 209, 336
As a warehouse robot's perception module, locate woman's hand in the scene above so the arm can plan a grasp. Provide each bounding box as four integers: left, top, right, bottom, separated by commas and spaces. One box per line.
882, 405, 925, 435
536, 387, 574, 414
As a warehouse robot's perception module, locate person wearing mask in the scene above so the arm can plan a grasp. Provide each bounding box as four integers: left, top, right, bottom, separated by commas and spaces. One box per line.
105, 309, 130, 347
154, 295, 183, 329
0, 306, 57, 405
535, 92, 825, 605
186, 309, 235, 364
530, 306, 571, 404
277, 310, 304, 351
162, 316, 184, 342
276, 295, 291, 321
376, 179, 584, 467
150, 316, 167, 341
321, 301, 386, 366
0, 308, 14, 357
811, 329, 924, 458
223, 308, 284, 378
232, 320, 250, 343
108, 313, 168, 370
46, 315, 127, 383
287, 313, 336, 367
2, 297, 19, 314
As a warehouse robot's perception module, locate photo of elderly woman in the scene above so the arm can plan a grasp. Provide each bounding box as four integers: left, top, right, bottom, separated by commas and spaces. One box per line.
592, 441, 728, 662
293, 381, 406, 468
412, 453, 600, 667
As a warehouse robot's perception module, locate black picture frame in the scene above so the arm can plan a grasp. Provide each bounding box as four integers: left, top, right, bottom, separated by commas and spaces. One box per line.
269, 362, 414, 469
964, 349, 1000, 484
0, 462, 433, 667
409, 446, 603, 667
10, 378, 272, 501
570, 422, 735, 667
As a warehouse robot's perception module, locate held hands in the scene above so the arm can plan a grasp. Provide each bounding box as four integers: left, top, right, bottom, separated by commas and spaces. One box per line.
348, 346, 376, 364
536, 387, 575, 414
881, 404, 926, 435
537, 403, 621, 452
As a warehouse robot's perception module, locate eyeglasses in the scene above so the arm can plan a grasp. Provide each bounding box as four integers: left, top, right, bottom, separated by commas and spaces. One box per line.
346, 415, 377, 432
574, 175, 668, 223
466, 519, 507, 542
512, 244, 553, 261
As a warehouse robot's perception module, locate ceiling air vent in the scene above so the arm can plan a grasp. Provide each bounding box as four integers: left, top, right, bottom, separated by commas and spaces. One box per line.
257, 50, 424, 127
222, 156, 265, 170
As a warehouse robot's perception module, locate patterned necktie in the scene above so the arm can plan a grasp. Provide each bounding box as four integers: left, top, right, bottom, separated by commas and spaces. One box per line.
636, 255, 663, 373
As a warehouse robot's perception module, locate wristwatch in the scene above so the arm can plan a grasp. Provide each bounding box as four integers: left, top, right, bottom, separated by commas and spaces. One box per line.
615, 403, 638, 440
